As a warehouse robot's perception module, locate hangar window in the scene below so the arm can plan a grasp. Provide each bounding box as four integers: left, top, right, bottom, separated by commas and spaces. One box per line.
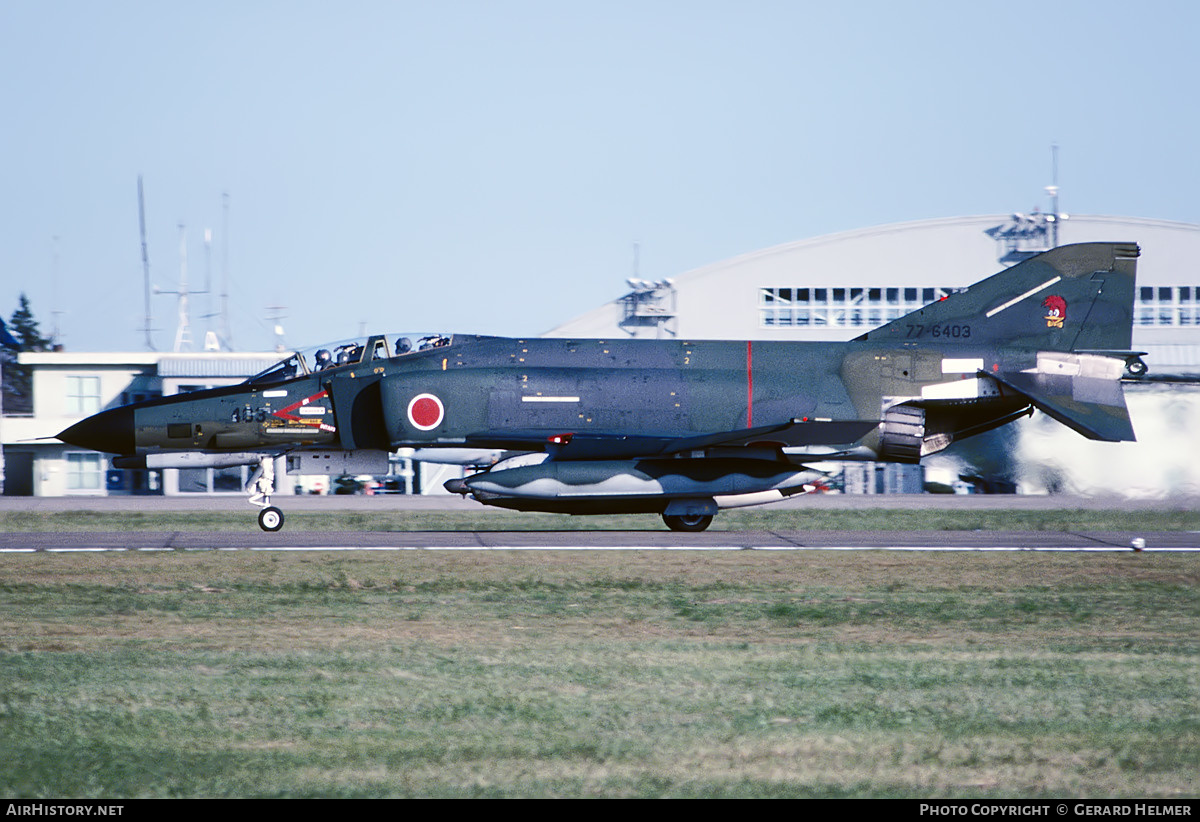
1134, 285, 1200, 326
759, 283, 1039, 329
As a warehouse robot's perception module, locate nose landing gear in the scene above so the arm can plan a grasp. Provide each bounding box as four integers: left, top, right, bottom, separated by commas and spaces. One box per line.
248, 456, 285, 531
257, 505, 284, 532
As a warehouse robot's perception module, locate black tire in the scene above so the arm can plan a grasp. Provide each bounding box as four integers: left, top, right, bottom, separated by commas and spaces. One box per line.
258, 506, 284, 532
662, 513, 714, 532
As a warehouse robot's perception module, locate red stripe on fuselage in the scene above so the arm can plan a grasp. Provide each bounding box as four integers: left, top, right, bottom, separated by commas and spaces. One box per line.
746, 340, 753, 428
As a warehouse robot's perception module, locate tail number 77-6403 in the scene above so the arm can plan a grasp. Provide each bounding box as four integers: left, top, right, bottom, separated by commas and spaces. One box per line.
906, 323, 971, 339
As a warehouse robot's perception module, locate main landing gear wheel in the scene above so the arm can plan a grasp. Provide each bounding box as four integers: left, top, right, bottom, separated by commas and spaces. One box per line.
258, 506, 284, 532
662, 513, 714, 532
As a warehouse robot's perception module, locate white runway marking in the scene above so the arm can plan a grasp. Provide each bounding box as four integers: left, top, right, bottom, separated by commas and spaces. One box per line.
4, 545, 1198, 553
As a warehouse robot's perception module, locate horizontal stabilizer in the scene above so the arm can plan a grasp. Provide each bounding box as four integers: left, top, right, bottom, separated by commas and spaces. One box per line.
989, 370, 1136, 442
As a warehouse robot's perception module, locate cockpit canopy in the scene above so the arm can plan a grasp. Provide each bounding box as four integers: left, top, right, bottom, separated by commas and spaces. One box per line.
246, 333, 453, 385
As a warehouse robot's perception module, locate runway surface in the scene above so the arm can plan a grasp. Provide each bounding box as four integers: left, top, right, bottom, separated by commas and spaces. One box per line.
2, 494, 1197, 552
2, 529, 1197, 552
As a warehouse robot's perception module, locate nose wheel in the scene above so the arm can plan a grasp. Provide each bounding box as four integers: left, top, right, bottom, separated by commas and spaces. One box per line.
258, 506, 284, 532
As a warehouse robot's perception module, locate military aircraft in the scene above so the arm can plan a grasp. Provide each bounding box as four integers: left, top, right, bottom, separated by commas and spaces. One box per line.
58, 242, 1145, 531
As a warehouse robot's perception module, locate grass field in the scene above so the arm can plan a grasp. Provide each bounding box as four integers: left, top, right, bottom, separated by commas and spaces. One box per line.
1, 540, 1197, 798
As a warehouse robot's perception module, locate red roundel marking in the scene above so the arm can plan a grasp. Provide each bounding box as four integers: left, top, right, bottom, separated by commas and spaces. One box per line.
407, 393, 444, 431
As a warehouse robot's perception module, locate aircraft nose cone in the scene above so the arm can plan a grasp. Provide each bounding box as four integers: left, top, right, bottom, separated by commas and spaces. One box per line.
57, 406, 135, 455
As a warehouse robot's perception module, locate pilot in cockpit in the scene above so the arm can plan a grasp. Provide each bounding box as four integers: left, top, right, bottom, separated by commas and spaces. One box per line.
335, 344, 362, 366
395, 337, 412, 355
314, 349, 332, 370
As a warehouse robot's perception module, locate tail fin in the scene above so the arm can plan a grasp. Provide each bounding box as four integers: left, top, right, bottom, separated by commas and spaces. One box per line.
858, 242, 1138, 352
860, 242, 1140, 442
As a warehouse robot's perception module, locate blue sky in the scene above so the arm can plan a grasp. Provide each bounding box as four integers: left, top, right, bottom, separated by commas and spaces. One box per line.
3, 0, 1198, 352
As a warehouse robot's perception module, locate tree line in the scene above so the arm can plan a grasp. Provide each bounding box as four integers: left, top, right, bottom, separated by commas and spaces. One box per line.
1, 294, 54, 415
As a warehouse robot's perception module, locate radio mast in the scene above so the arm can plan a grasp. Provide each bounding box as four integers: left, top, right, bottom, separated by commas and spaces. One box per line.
137, 176, 155, 350
173, 223, 192, 352
220, 191, 233, 350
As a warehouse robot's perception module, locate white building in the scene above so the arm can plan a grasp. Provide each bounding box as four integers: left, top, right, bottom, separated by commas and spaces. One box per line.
2, 351, 278, 496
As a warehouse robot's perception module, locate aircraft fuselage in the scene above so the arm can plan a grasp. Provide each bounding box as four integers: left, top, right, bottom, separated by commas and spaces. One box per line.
63, 334, 1033, 463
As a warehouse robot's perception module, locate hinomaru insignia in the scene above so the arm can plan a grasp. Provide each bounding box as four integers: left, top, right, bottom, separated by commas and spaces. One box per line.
1042, 295, 1066, 328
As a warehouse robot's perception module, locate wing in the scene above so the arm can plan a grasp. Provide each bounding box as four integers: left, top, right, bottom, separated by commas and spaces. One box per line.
462, 418, 880, 460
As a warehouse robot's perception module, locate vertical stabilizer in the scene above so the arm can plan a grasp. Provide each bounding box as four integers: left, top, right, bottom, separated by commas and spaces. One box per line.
858, 242, 1138, 353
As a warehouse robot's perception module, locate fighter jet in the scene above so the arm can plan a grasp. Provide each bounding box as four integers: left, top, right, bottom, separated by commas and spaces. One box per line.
58, 242, 1145, 531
